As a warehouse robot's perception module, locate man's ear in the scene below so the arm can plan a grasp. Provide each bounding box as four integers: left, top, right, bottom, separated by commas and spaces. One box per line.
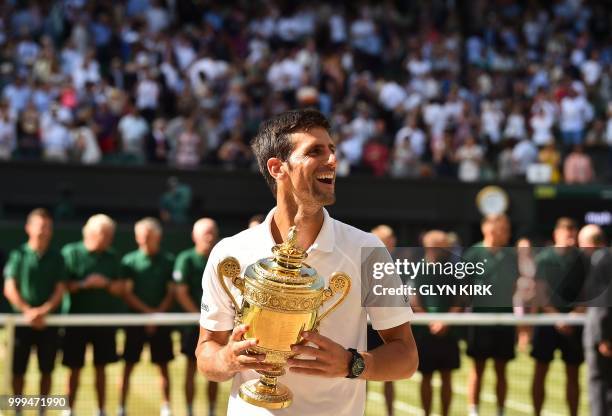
267, 157, 286, 181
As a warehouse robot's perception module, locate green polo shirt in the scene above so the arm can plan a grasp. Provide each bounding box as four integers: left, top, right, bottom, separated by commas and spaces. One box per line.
173, 247, 207, 308
62, 241, 122, 314
535, 246, 586, 312
121, 249, 174, 308
3, 243, 66, 311
463, 242, 518, 312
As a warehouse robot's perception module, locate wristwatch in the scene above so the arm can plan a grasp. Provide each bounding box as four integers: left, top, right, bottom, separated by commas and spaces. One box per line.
346, 348, 365, 379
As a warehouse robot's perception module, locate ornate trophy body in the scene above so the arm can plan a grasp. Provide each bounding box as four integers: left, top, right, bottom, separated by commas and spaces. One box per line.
217, 227, 351, 409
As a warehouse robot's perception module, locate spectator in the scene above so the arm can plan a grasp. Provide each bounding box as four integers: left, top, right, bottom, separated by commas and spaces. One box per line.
532, 217, 587, 416
174, 218, 219, 416
118, 105, 149, 164
563, 145, 595, 184
512, 138, 538, 179
159, 177, 192, 225
3, 209, 66, 403
174, 117, 203, 169
147, 118, 170, 164
71, 122, 102, 164
15, 102, 42, 160
456, 136, 484, 182
538, 141, 562, 183
119, 218, 175, 416
559, 86, 593, 147
530, 107, 555, 147
40, 103, 73, 162
0, 101, 16, 159
217, 130, 252, 169
61, 214, 124, 416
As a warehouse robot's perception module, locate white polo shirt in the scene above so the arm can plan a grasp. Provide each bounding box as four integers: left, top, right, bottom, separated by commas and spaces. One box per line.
200, 208, 412, 416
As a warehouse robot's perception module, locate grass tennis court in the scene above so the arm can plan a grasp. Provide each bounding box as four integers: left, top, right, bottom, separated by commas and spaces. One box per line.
0, 329, 589, 416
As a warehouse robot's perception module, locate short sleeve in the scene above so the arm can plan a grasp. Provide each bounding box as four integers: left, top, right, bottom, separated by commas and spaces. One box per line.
173, 252, 188, 284
3, 249, 21, 280
120, 255, 135, 280
361, 236, 413, 331
61, 245, 76, 279
200, 240, 239, 331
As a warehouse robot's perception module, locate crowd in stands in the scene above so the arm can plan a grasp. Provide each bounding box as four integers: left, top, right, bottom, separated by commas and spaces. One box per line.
0, 0, 610, 182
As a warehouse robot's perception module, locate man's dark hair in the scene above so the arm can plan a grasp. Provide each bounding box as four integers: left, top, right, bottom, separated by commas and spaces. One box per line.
251, 109, 331, 195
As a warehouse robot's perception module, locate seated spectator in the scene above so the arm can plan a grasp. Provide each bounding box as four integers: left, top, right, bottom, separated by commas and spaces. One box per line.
40, 104, 73, 162
15, 102, 42, 160
538, 141, 562, 183
217, 130, 252, 169
512, 138, 538, 179
362, 135, 389, 177
174, 117, 203, 169
71, 122, 101, 164
559, 86, 593, 147
563, 144, 595, 184
147, 118, 170, 164
0, 101, 16, 160
530, 107, 555, 147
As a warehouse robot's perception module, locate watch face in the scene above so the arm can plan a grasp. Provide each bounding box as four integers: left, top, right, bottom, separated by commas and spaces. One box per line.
352, 356, 365, 376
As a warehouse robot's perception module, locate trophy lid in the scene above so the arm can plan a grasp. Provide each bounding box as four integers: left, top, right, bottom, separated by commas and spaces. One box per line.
248, 226, 319, 286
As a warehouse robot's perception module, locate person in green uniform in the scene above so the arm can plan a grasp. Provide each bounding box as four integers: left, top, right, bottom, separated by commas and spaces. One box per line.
411, 230, 462, 416
3, 208, 66, 405
531, 217, 587, 416
463, 214, 518, 416
174, 218, 219, 416
61, 214, 124, 416
118, 217, 175, 416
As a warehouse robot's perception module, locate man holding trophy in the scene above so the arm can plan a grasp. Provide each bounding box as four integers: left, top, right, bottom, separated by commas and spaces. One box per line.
196, 109, 418, 415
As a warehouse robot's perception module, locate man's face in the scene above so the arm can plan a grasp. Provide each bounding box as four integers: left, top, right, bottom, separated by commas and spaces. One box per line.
26, 216, 52, 248
87, 225, 114, 251
554, 225, 577, 247
135, 226, 161, 254
280, 128, 337, 207
482, 218, 511, 247
193, 222, 217, 251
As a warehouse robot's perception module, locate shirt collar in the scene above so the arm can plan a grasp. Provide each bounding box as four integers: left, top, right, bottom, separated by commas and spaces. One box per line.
261, 207, 335, 254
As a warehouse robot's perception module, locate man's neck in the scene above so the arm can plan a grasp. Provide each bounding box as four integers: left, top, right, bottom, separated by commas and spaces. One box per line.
27, 240, 48, 255
272, 196, 325, 250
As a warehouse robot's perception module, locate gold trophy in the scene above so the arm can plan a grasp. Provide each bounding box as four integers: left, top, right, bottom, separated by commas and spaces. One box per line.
218, 227, 351, 409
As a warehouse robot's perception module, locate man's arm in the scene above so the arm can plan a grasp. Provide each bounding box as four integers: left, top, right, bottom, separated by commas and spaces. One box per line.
3, 278, 31, 312
123, 279, 155, 313
175, 284, 199, 312
156, 282, 175, 312
196, 324, 277, 382
288, 322, 418, 381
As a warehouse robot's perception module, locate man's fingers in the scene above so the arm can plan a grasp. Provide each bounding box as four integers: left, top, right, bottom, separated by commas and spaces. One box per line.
230, 324, 250, 342
301, 331, 331, 349
291, 345, 326, 360
231, 338, 258, 354
236, 354, 266, 364
286, 357, 327, 370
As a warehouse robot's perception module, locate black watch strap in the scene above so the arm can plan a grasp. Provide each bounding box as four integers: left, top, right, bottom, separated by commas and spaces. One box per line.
346, 347, 365, 379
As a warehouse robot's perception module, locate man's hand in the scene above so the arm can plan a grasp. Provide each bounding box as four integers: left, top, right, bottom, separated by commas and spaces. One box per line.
220, 325, 276, 373
287, 331, 352, 378
555, 321, 574, 336
84, 274, 110, 289
429, 321, 449, 336
598, 341, 612, 358
24, 307, 46, 329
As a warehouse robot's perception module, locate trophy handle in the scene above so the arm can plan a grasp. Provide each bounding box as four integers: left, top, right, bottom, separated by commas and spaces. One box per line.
314, 272, 351, 330
218, 257, 245, 314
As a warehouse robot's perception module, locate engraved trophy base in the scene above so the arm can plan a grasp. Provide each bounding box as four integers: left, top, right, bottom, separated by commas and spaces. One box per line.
239, 375, 293, 409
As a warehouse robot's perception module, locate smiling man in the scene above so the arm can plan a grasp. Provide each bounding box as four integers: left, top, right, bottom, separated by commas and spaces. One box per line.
196, 109, 418, 415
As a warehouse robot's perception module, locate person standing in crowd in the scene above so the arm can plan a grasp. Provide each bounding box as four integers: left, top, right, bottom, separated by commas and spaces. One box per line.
531, 217, 587, 416
62, 214, 124, 416
369, 224, 398, 416
463, 214, 518, 416
579, 224, 612, 416
159, 176, 192, 225
119, 218, 175, 416
174, 218, 219, 416
3, 208, 66, 409
411, 230, 462, 416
